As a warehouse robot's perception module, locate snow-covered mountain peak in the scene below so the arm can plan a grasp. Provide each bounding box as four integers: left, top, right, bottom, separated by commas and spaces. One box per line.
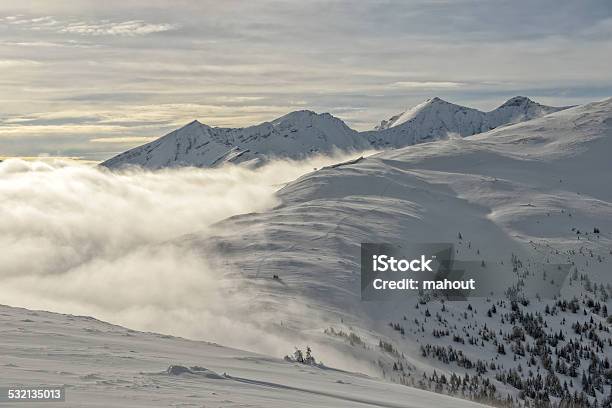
272, 109, 317, 122
102, 97, 571, 169
486, 96, 570, 128
412, 96, 463, 113
174, 119, 210, 134
100, 119, 221, 169
367, 96, 569, 148
373, 97, 477, 131
159, 119, 214, 144
101, 110, 368, 169
499, 95, 534, 107
424, 96, 447, 105
270, 110, 346, 130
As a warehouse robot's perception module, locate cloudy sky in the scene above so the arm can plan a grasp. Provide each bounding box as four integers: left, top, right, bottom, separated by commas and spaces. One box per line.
1, 0, 611, 161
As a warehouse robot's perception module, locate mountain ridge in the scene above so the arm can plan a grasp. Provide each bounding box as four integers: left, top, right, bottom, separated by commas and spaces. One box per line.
365, 96, 570, 147
374, 96, 565, 131
101, 96, 570, 169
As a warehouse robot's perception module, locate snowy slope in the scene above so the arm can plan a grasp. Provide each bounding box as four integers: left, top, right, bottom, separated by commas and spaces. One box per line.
367, 96, 567, 147
0, 304, 486, 408
179, 98, 612, 405
485, 96, 566, 128
101, 97, 567, 170
101, 111, 369, 169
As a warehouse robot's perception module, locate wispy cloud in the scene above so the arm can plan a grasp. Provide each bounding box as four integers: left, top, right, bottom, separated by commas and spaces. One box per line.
0, 59, 41, 67
59, 20, 177, 36
90, 136, 157, 144
391, 81, 465, 89
0, 15, 177, 36
1, 15, 58, 26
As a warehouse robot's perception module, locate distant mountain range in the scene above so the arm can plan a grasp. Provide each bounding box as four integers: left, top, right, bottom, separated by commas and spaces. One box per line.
101, 96, 569, 169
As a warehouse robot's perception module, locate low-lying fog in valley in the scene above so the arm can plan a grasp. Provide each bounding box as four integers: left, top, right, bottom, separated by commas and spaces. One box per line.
0, 152, 371, 356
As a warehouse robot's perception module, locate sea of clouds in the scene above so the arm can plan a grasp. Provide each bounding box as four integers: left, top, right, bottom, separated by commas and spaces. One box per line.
0, 153, 372, 362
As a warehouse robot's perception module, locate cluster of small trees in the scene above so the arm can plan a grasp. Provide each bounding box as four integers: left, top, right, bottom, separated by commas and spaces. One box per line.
284, 346, 316, 365
418, 370, 512, 407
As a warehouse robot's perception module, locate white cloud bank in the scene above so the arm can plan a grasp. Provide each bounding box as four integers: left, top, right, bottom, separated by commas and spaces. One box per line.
0, 153, 365, 356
